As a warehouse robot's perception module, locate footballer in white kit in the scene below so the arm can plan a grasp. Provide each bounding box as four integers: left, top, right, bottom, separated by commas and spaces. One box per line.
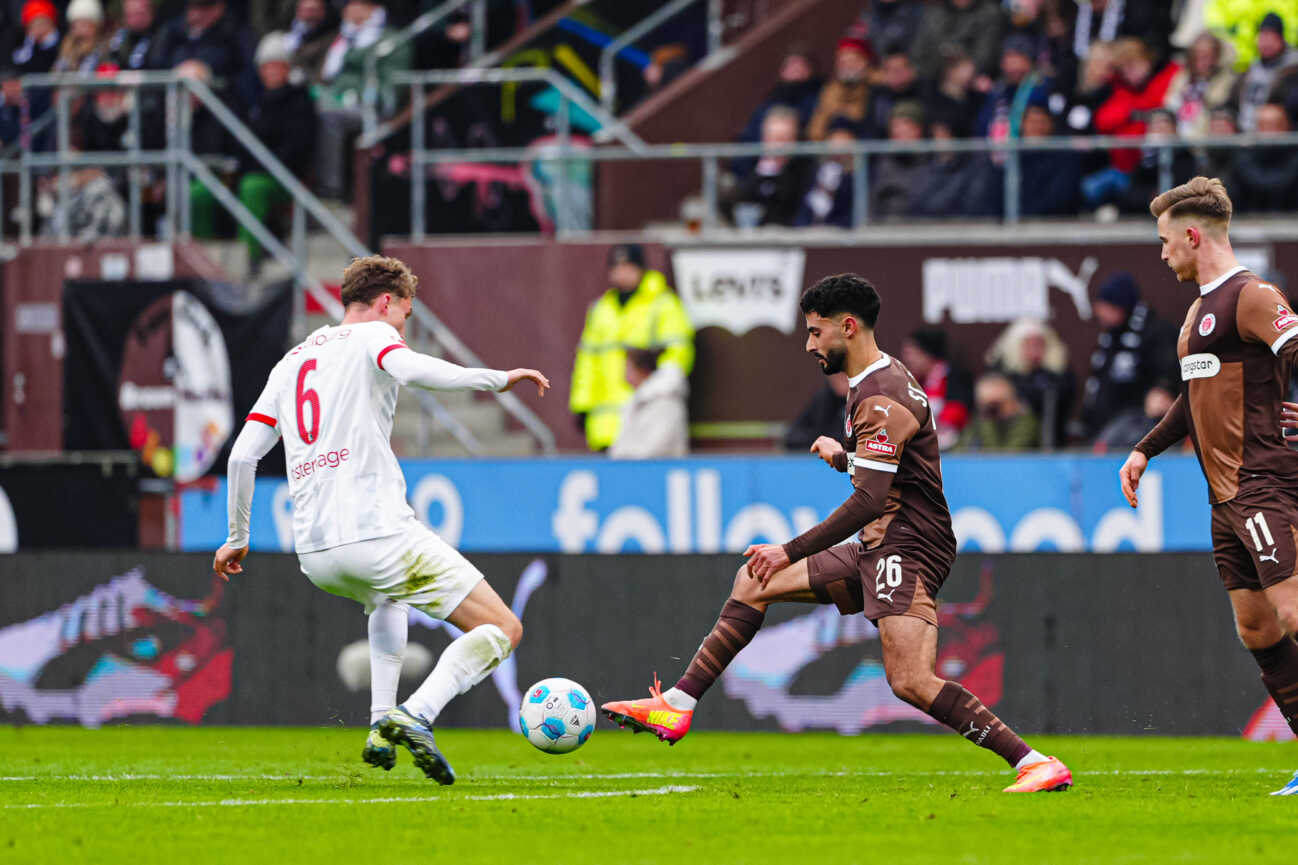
213, 256, 549, 785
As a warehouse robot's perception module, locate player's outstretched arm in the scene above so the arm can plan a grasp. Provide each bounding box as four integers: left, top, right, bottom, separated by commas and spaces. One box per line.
217, 419, 280, 581
501, 368, 551, 397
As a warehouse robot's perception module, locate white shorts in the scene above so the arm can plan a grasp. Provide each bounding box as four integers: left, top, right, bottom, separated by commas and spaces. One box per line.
297, 520, 483, 618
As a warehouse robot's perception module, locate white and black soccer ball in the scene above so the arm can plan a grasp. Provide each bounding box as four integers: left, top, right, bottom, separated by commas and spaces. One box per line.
519, 677, 596, 754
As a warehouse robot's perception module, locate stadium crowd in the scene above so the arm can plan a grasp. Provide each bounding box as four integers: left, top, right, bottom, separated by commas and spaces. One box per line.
729, 0, 1298, 226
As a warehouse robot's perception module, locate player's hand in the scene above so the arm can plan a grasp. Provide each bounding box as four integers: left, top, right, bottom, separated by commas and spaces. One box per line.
503, 368, 550, 397
213, 544, 248, 582
1119, 450, 1148, 509
744, 543, 789, 588
810, 435, 845, 468
1281, 401, 1298, 439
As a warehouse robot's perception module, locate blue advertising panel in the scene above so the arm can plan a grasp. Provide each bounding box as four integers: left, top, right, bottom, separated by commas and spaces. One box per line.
181, 454, 1212, 554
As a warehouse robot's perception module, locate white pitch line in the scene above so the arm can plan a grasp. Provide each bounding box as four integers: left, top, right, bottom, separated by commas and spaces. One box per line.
0, 768, 1288, 783
1, 785, 700, 810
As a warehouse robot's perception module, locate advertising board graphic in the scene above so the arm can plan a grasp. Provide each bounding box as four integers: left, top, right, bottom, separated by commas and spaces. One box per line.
180, 454, 1212, 554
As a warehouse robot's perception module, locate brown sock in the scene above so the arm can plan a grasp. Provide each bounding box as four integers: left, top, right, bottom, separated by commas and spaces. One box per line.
929, 680, 1032, 767
675, 599, 765, 701
1251, 637, 1298, 734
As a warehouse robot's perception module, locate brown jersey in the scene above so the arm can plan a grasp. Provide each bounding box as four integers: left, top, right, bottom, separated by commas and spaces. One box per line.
784, 353, 956, 564
1136, 267, 1298, 504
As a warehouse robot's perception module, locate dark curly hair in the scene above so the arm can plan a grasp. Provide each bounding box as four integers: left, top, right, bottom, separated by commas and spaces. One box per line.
799, 273, 881, 329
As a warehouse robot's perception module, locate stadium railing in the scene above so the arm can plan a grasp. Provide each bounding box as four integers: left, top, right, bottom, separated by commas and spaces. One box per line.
597, 0, 724, 116
3, 71, 558, 457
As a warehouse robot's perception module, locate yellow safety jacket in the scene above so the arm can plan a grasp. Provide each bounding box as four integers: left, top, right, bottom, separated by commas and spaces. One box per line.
569, 269, 695, 450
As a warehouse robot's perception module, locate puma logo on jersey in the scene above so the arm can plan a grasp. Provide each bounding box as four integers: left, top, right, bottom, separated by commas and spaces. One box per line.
876, 588, 897, 603
1181, 353, 1221, 380
872, 404, 891, 416
863, 431, 898, 457
1261, 549, 1280, 564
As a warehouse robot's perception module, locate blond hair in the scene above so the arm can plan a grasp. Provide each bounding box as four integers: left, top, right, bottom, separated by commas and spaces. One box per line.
340, 255, 418, 307
1149, 176, 1233, 226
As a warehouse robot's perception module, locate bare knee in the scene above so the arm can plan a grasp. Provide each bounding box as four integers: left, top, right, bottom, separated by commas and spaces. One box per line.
1236, 613, 1284, 650
886, 669, 930, 709
730, 564, 762, 606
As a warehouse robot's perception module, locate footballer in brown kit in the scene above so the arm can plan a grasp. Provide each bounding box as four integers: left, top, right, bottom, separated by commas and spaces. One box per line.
600, 273, 1072, 794
1121, 176, 1298, 795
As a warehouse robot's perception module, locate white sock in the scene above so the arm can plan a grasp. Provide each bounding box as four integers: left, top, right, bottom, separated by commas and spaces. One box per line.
404, 624, 512, 723
1015, 749, 1048, 770
368, 601, 408, 725
661, 687, 697, 711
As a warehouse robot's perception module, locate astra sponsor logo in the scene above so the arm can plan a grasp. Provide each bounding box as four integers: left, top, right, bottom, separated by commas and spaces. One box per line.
1274, 313, 1298, 332
1180, 353, 1221, 380
863, 431, 897, 457
1198, 314, 1216, 336
290, 448, 351, 480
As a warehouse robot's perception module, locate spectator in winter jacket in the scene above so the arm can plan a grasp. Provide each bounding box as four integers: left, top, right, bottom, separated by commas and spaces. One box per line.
912, 0, 1006, 83
869, 101, 929, 220
783, 373, 849, 452
608, 349, 689, 460
985, 318, 1075, 449
282, 0, 338, 84
151, 0, 258, 114
975, 33, 1048, 139
55, 0, 107, 75
862, 47, 921, 139
901, 327, 973, 450
734, 44, 822, 179
1094, 37, 1181, 172
910, 110, 999, 218
794, 116, 859, 228
107, 0, 159, 71
1163, 31, 1237, 137
0, 66, 23, 146
11, 0, 61, 76
1079, 272, 1179, 441
857, 0, 923, 66
1016, 99, 1082, 216
955, 372, 1041, 452
1058, 0, 1173, 96
1119, 108, 1203, 212
1092, 383, 1176, 453
806, 36, 872, 141
1205, 0, 1298, 71
1231, 12, 1298, 130
1229, 102, 1298, 212
726, 104, 813, 227
922, 45, 981, 138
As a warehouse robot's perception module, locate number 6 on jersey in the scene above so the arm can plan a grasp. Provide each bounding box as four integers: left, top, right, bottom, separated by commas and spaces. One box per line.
296, 359, 321, 444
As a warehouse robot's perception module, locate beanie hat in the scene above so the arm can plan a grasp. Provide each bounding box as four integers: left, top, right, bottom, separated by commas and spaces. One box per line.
255, 31, 292, 66
1097, 272, 1140, 310
21, 0, 57, 28
66, 0, 104, 24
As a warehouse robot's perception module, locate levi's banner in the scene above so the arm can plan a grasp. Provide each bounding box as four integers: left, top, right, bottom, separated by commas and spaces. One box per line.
180, 453, 1211, 554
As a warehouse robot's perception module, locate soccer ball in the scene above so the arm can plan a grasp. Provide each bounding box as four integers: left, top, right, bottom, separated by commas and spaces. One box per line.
519, 677, 596, 754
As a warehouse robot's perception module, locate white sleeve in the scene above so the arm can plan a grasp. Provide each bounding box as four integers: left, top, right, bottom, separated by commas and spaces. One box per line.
224, 419, 281, 548
380, 346, 508, 392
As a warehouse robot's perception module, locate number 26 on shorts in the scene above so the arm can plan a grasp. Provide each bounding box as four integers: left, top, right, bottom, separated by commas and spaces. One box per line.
875, 554, 902, 600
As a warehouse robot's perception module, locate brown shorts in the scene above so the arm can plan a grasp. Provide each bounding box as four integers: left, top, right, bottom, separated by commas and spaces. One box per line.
806, 538, 949, 626
1211, 489, 1298, 591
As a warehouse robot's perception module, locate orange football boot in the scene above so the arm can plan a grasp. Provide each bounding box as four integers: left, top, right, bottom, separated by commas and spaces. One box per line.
1003, 756, 1072, 793
600, 675, 693, 745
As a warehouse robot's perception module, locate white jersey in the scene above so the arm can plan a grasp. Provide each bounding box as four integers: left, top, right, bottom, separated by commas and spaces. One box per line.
242, 320, 507, 553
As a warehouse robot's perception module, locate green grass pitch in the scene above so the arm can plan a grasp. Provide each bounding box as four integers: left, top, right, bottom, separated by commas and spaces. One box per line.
1, 727, 1294, 864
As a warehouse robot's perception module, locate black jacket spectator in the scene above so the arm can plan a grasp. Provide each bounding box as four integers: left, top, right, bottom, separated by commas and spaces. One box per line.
1057, 0, 1173, 96
733, 46, 822, 179
1229, 103, 1298, 213
783, 379, 849, 451
244, 81, 317, 176
912, 0, 1006, 81
150, 2, 258, 113
858, 0, 923, 63
0, 73, 21, 146
1016, 100, 1082, 216
794, 118, 860, 228
107, 0, 159, 71
911, 150, 999, 219
862, 50, 921, 139
1080, 273, 1179, 440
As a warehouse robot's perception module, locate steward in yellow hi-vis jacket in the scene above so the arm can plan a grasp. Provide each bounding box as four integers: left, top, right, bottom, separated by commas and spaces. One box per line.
570, 244, 695, 451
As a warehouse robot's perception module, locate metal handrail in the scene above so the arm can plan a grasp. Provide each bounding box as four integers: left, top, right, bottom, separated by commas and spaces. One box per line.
361, 0, 484, 136
599, 0, 699, 116
361, 67, 646, 151
10, 71, 557, 455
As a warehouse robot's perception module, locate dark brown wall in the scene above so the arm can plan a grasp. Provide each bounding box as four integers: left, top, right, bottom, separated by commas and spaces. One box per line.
387, 235, 1298, 452
595, 0, 863, 230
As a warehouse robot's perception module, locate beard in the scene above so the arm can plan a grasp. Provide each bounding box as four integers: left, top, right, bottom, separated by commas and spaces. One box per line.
815, 344, 847, 375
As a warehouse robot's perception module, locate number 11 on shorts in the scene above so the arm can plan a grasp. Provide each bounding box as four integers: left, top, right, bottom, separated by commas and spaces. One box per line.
1246, 511, 1275, 552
